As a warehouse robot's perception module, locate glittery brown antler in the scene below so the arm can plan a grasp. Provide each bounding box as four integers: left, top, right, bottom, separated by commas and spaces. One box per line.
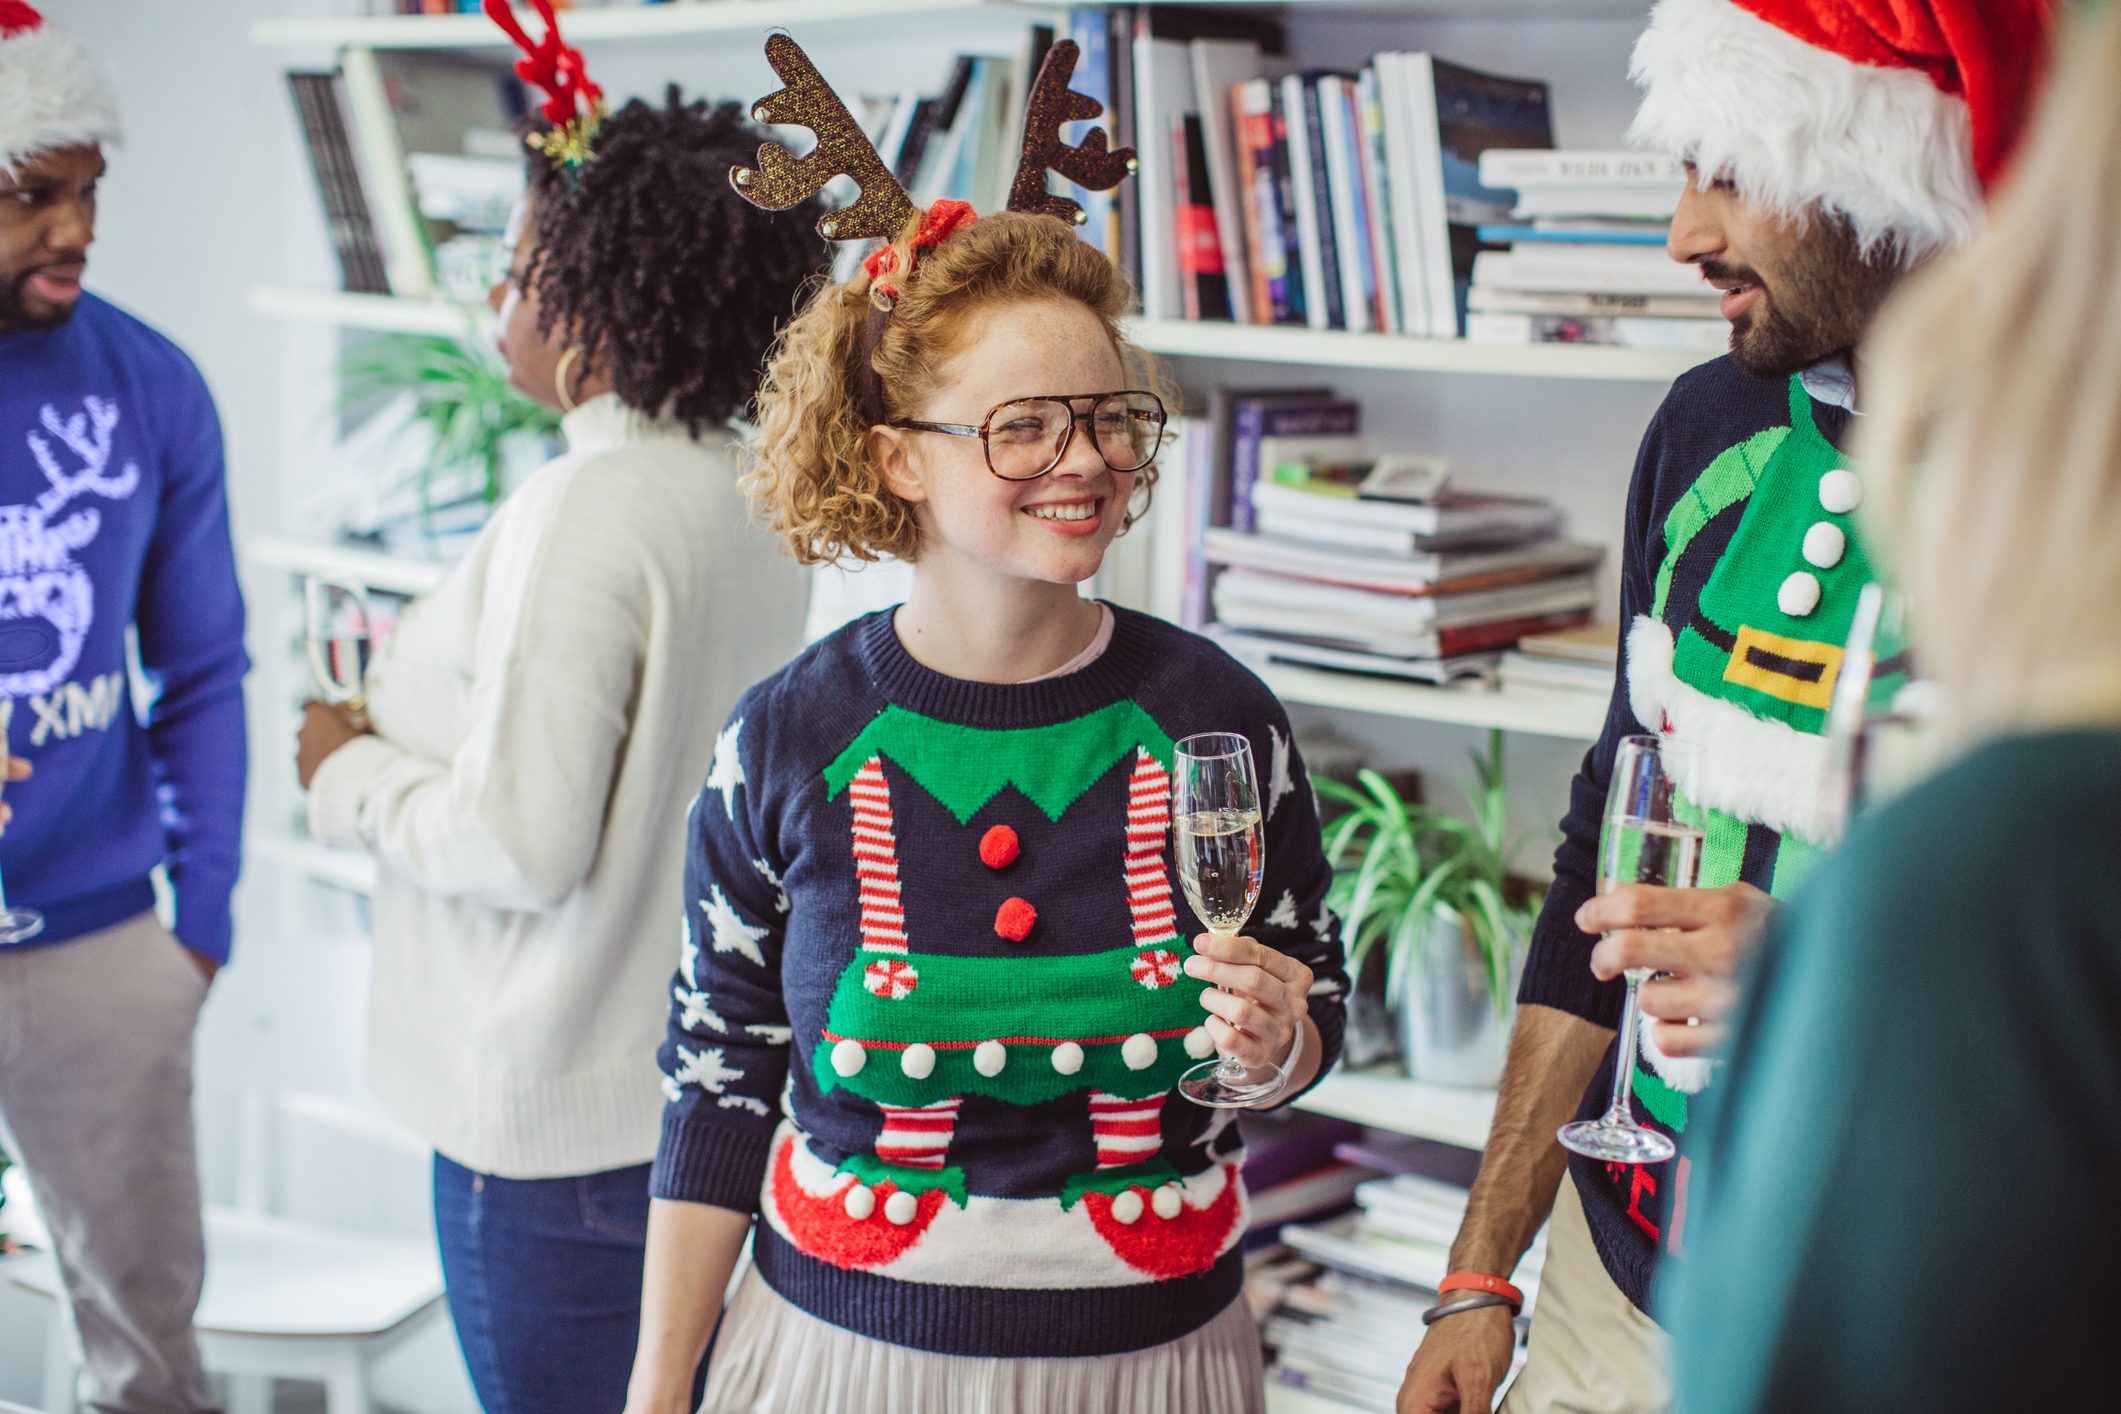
730, 33, 918, 243
1007, 39, 1138, 225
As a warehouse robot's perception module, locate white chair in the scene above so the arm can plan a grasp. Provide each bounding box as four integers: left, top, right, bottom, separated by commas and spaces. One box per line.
8, 1092, 446, 1414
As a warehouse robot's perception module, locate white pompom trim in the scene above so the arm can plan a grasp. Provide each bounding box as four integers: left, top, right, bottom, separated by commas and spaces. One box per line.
0, 25, 122, 173
1628, 0, 1979, 264
1625, 616, 1837, 846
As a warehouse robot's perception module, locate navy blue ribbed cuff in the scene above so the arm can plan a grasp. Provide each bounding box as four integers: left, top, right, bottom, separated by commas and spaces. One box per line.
650, 1104, 776, 1214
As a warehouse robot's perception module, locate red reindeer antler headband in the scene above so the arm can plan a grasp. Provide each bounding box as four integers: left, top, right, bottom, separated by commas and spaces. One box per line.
483, 0, 606, 171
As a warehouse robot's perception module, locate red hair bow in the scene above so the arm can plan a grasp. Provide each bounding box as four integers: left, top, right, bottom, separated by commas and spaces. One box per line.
863, 198, 978, 303
483, 0, 605, 167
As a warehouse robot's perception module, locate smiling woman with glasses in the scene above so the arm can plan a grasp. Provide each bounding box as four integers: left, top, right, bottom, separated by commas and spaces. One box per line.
888, 389, 1167, 481
628, 193, 1349, 1414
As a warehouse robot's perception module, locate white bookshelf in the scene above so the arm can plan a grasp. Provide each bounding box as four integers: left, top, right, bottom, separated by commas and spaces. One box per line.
249, 284, 484, 338
1294, 1066, 1497, 1150
1130, 316, 1700, 384
250, 284, 1689, 385
253, 1, 1647, 51
1265, 1382, 1366, 1414
251, 0, 1038, 50
1258, 664, 1604, 740
246, 533, 454, 597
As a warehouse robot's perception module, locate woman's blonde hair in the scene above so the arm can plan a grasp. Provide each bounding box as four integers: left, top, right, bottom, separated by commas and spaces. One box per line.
744, 210, 1164, 565
1857, 0, 2121, 741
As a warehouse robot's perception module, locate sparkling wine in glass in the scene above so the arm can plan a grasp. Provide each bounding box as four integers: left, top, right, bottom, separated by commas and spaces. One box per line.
1173, 732, 1284, 1108
0, 727, 43, 945
304, 576, 375, 719
1558, 735, 1703, 1164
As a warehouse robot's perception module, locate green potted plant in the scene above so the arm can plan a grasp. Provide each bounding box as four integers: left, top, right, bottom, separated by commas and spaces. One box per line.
1314, 730, 1543, 1088
337, 333, 562, 535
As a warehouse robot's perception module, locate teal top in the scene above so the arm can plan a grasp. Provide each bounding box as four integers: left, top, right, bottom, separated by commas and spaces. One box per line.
1661, 728, 2121, 1413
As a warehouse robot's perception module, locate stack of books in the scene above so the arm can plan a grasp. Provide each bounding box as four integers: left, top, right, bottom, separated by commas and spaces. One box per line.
1498, 622, 1621, 697
287, 53, 528, 300
1265, 1172, 1547, 1411
1240, 1109, 1373, 1252
1050, 7, 1556, 336
1464, 150, 1729, 353
1201, 460, 1604, 686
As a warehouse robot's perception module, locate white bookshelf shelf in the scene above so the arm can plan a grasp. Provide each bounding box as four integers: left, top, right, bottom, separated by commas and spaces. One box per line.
249, 285, 484, 338
251, 832, 378, 897
1295, 1065, 1496, 1150
254, 0, 1650, 50
1127, 316, 1701, 383
1257, 663, 1604, 739
250, 285, 1696, 386
246, 534, 454, 598
252, 0, 1037, 50
1265, 1381, 1367, 1414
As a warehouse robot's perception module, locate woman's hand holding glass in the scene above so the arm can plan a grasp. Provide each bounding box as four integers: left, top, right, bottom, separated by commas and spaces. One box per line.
1183, 931, 1314, 1077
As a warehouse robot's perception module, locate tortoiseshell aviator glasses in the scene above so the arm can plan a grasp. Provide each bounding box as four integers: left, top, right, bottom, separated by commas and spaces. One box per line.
888, 390, 1168, 482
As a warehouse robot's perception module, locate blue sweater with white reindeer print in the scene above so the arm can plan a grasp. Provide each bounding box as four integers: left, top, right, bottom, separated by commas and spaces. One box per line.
651, 607, 1347, 1358
0, 294, 248, 962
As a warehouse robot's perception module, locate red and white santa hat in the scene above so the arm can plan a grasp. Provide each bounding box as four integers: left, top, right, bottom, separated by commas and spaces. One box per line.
0, 1, 121, 175
1629, 0, 2059, 262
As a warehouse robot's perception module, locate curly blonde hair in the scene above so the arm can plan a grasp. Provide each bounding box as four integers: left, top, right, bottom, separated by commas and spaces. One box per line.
744, 211, 1164, 565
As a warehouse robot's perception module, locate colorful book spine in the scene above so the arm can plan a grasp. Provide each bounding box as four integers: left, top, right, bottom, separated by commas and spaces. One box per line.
1294, 76, 1345, 330
1233, 80, 1294, 323
1230, 399, 1361, 532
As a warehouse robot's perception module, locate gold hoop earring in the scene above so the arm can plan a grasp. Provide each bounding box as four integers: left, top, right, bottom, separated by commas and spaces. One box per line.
554, 346, 581, 413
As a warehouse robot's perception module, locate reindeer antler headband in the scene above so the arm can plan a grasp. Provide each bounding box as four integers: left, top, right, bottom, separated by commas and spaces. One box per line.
730, 34, 1137, 305
483, 0, 606, 171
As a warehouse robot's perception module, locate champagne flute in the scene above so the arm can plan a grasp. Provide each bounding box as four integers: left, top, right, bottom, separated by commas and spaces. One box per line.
1172, 732, 1283, 1108
303, 576, 375, 720
0, 724, 43, 945
1557, 735, 1703, 1164
1824, 584, 1935, 840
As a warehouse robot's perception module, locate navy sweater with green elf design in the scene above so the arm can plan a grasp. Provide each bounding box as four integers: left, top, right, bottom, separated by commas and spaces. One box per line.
650, 606, 1348, 1359
1518, 354, 1894, 1314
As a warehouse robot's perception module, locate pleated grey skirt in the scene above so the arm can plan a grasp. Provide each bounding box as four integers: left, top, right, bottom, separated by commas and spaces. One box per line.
700, 1266, 1267, 1414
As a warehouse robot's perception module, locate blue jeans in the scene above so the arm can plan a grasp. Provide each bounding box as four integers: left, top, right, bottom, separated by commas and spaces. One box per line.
433, 1153, 654, 1414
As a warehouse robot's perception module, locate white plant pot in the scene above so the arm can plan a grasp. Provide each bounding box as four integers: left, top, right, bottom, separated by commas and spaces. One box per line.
1397, 907, 1511, 1089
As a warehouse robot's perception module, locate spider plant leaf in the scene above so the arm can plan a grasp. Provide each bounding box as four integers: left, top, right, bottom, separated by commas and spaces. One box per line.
1344, 840, 1400, 946
1311, 776, 1370, 811
1324, 811, 1374, 868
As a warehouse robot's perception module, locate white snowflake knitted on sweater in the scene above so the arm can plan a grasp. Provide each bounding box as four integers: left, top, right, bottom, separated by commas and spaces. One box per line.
673, 985, 728, 1033
670, 1044, 744, 1095
700, 886, 767, 968
706, 718, 746, 818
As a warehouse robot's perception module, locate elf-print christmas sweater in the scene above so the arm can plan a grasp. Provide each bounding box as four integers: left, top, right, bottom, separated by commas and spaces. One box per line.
1517, 355, 1902, 1312
650, 607, 1348, 1358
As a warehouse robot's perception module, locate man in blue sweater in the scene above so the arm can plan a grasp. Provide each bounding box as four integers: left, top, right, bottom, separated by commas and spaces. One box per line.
0, 5, 248, 1409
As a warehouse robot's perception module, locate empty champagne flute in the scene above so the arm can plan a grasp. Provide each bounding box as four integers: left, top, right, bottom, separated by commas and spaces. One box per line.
1557, 734, 1703, 1164
1172, 731, 1283, 1108
0, 731, 42, 944
304, 576, 375, 719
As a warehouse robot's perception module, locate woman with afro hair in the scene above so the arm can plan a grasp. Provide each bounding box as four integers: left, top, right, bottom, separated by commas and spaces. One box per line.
294, 90, 824, 1412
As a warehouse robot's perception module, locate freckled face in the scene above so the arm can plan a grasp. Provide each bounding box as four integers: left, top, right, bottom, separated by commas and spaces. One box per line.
888, 298, 1143, 588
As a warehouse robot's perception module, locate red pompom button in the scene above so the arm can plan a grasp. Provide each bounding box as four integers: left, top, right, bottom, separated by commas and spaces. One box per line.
979, 825, 1021, 869
994, 897, 1037, 941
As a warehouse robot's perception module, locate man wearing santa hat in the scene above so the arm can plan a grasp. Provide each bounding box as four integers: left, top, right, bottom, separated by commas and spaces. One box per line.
0, 3, 247, 1409
1398, 3, 2057, 1412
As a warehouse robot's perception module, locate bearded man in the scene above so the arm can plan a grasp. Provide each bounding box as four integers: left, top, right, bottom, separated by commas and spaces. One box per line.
1396, 3, 2058, 1411
0, 5, 247, 1409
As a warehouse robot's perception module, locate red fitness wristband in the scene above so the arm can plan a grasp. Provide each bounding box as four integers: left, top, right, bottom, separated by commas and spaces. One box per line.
1438, 1272, 1524, 1313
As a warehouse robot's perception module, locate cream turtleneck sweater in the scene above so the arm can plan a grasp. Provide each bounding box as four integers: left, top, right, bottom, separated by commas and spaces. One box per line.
309, 394, 807, 1177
